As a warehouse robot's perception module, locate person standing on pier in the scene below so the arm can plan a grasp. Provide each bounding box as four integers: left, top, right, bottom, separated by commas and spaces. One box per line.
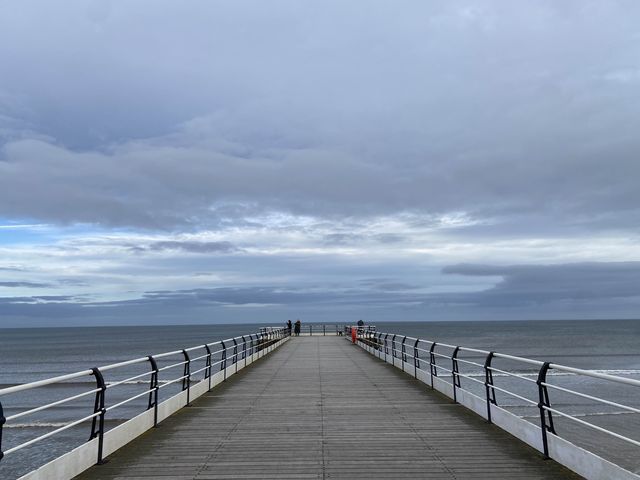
287, 319, 292, 335
294, 319, 301, 336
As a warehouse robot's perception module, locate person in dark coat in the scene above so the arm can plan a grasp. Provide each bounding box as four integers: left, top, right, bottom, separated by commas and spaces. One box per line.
294, 319, 301, 336
287, 319, 292, 335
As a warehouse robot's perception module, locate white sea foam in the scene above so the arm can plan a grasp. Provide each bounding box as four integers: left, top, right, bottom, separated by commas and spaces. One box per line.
4, 422, 71, 429
6, 419, 128, 428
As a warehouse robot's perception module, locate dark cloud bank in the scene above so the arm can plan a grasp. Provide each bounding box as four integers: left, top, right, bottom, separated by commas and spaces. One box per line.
2, 262, 638, 326
1, 2, 640, 325
0, 1, 639, 235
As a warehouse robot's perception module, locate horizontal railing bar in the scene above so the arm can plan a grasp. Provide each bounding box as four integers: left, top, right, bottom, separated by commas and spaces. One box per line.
434, 365, 453, 374
0, 370, 94, 396
430, 341, 457, 349
151, 349, 186, 360
105, 389, 152, 412
543, 406, 640, 448
432, 352, 452, 360
106, 371, 154, 389
157, 375, 189, 389
455, 372, 486, 386
3, 411, 101, 456
458, 346, 491, 355
98, 356, 151, 372
157, 361, 188, 372
455, 358, 485, 368
489, 384, 539, 405
548, 364, 640, 387
541, 382, 640, 414
361, 331, 640, 389
493, 352, 545, 367
0, 326, 289, 467
6, 388, 102, 421
352, 327, 640, 477
487, 366, 538, 383
182, 345, 205, 353
191, 365, 211, 376
189, 353, 212, 362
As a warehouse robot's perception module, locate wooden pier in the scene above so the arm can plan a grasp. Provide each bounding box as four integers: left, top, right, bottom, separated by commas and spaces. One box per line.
76, 336, 580, 479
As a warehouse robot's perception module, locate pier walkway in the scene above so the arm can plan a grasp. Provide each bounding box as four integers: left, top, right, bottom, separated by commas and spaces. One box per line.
76, 336, 578, 479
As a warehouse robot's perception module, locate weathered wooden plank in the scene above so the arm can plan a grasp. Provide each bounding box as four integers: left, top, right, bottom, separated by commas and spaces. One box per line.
75, 337, 581, 479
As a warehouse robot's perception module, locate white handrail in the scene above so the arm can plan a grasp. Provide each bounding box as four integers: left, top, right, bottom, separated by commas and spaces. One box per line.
0, 326, 290, 465
354, 328, 640, 460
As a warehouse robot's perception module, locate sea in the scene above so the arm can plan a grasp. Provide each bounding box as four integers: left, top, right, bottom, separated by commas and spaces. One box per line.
1, 320, 639, 479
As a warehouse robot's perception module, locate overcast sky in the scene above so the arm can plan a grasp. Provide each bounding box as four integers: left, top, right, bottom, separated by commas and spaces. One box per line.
1, 0, 639, 326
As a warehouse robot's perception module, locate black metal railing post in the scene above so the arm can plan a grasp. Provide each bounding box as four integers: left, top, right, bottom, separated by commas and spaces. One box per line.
484, 351, 496, 424
401, 336, 407, 372
323, 324, 326, 336
89, 367, 107, 464
310, 325, 313, 336
0, 400, 5, 462
181, 350, 191, 406
147, 355, 160, 426
391, 334, 397, 360
221, 341, 227, 380
384, 334, 389, 362
204, 345, 213, 391
249, 334, 255, 356
413, 339, 420, 378
241, 336, 247, 367
377, 332, 383, 354
451, 346, 461, 403
429, 343, 438, 388
537, 362, 556, 458
232, 338, 238, 373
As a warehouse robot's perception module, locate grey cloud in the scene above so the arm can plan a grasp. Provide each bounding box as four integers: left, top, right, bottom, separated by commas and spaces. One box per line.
0, 2, 638, 234
359, 278, 421, 292
374, 234, 405, 244
323, 233, 406, 246
138, 286, 368, 306
442, 264, 510, 276
322, 234, 364, 246
144, 241, 240, 254
31, 295, 77, 301
0, 294, 77, 304
440, 262, 640, 306
0, 281, 51, 288
57, 278, 91, 287
2, 261, 640, 326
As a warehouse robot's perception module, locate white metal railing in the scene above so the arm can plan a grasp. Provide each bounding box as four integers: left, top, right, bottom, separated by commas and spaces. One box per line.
0, 327, 289, 475
353, 330, 640, 474
290, 323, 349, 336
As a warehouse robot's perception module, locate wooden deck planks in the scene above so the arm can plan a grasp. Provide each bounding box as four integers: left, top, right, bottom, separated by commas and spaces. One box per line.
76, 337, 581, 479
